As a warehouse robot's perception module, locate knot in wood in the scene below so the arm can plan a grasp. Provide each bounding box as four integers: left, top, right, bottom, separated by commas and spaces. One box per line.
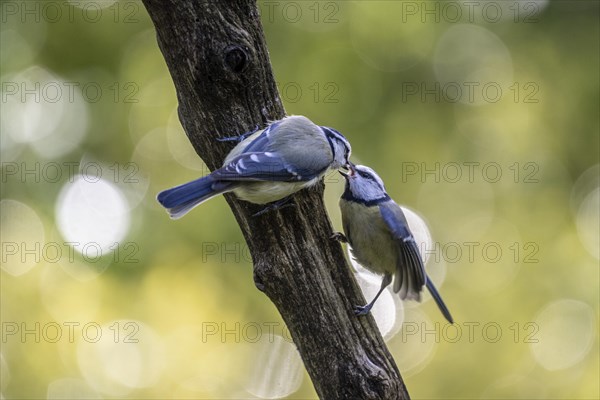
224, 45, 249, 73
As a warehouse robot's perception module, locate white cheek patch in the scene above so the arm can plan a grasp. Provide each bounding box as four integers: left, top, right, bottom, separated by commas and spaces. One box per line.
250, 154, 259, 162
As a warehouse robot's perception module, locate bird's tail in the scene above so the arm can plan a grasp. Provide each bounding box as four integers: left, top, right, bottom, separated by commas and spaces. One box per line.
426, 278, 454, 324
157, 176, 233, 219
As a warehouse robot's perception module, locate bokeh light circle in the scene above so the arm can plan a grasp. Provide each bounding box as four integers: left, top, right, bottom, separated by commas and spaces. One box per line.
166, 107, 206, 171
392, 308, 437, 377
39, 264, 101, 322
530, 299, 596, 371
78, 153, 149, 211
1, 66, 88, 158
0, 14, 47, 71
570, 165, 599, 215
56, 175, 130, 255
0, 199, 45, 276
132, 127, 173, 162
244, 335, 304, 399
46, 378, 101, 400
77, 320, 166, 396
570, 165, 599, 259
434, 24, 513, 105
165, 329, 252, 397
576, 187, 599, 260
0, 120, 24, 162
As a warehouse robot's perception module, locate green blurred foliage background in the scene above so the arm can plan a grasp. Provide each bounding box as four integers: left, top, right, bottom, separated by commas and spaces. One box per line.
1, 0, 598, 399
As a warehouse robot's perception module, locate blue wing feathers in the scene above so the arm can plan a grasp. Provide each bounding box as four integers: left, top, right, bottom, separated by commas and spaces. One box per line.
407, 241, 426, 285
217, 118, 327, 182
379, 203, 413, 240
241, 121, 280, 153
213, 152, 320, 182
379, 201, 453, 323
380, 202, 427, 297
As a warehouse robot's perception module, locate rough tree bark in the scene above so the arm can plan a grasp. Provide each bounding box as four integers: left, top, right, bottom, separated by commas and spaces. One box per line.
141, 1, 409, 398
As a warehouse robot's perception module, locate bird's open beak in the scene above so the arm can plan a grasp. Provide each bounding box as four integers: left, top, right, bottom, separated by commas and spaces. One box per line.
339, 162, 355, 178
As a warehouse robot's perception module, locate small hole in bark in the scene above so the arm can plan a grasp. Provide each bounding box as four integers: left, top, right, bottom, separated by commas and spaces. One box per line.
224, 46, 249, 73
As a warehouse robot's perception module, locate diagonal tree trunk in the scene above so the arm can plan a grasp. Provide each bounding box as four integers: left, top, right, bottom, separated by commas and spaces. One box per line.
141, 1, 409, 398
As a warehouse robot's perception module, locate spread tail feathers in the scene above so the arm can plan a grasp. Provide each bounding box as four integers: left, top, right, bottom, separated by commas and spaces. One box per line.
426, 278, 454, 324
157, 177, 233, 219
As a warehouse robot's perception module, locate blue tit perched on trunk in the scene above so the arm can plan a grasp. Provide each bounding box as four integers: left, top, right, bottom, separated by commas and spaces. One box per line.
336, 164, 453, 323
157, 115, 352, 219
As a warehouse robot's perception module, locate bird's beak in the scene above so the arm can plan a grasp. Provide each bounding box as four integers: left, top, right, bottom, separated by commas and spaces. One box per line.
339, 162, 355, 178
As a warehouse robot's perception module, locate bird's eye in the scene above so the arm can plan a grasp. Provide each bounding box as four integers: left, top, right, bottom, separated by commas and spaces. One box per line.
358, 170, 371, 180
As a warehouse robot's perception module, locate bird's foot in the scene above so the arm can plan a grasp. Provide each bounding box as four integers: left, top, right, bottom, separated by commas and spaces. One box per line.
252, 198, 294, 217
353, 304, 373, 316
217, 125, 260, 142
